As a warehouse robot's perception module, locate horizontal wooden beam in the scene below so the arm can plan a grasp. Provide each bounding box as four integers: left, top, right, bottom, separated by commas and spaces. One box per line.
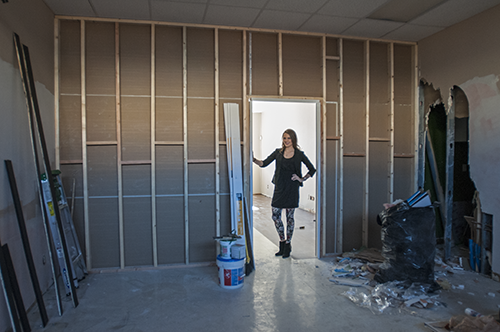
187, 159, 216, 164
120, 160, 151, 165
60, 160, 83, 165
87, 141, 118, 146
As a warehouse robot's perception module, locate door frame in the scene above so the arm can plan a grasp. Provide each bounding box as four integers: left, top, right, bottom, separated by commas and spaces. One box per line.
248, 97, 323, 258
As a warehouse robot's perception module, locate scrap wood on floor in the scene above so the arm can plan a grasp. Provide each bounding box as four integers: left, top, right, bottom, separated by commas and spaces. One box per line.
425, 313, 500, 332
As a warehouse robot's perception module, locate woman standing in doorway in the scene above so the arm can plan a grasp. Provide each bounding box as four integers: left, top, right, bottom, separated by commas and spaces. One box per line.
253, 129, 316, 259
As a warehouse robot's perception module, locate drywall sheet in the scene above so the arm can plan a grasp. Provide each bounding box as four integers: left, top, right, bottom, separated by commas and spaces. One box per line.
156, 196, 184, 265
187, 28, 214, 98
342, 157, 365, 250
59, 95, 82, 161
188, 164, 215, 194
155, 146, 184, 195
251, 32, 279, 96
219, 30, 243, 99
123, 166, 152, 267
120, 24, 151, 96
460, 75, 500, 273
325, 61, 339, 102
124, 197, 153, 267
121, 96, 151, 161
343, 102, 366, 152
89, 197, 119, 268
394, 105, 413, 153
325, 140, 339, 253
155, 26, 183, 97
393, 158, 413, 200
369, 42, 390, 138
87, 145, 118, 197
219, 146, 230, 194
86, 96, 116, 141
187, 98, 214, 160
155, 97, 183, 142
59, 20, 80, 95
394, 44, 412, 106
220, 194, 231, 236
86, 21, 115, 95
282, 34, 322, 97
326, 103, 338, 136
368, 142, 390, 249
188, 196, 216, 262
123, 165, 151, 196
60, 164, 85, 255
343, 40, 366, 153
326, 37, 339, 57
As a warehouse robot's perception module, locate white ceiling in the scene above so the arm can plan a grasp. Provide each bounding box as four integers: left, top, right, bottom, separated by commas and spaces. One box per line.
42, 0, 500, 42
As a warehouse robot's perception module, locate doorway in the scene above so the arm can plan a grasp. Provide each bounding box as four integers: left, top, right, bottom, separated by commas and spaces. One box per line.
250, 99, 319, 259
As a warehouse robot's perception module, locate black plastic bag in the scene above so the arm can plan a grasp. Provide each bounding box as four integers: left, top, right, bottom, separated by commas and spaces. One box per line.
374, 202, 436, 286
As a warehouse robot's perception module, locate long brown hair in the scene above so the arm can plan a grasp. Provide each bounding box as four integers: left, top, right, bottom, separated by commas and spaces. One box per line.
280, 129, 300, 152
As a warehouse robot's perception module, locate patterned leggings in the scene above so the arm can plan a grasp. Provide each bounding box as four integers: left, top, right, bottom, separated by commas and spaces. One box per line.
271, 207, 295, 243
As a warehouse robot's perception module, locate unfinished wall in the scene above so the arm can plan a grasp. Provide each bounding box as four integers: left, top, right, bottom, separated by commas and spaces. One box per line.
57, 18, 417, 269
419, 4, 500, 277
0, 0, 54, 331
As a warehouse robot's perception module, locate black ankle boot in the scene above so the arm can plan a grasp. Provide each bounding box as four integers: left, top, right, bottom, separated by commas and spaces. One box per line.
282, 242, 291, 259
275, 241, 285, 256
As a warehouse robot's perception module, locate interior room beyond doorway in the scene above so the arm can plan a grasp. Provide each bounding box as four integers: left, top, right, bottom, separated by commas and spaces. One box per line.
251, 100, 317, 259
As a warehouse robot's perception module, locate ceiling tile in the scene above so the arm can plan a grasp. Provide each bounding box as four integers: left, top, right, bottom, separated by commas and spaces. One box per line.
342, 18, 403, 38
410, 0, 500, 27
252, 10, 312, 31
151, 1, 206, 23
43, 0, 96, 16
299, 15, 358, 35
204, 5, 260, 27
265, 0, 329, 13
382, 23, 444, 41
90, 0, 150, 20
209, 0, 267, 9
320, 0, 390, 18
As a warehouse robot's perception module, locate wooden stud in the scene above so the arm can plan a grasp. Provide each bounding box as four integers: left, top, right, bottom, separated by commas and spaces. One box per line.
362, 40, 369, 247
80, 20, 91, 270
445, 90, 456, 261
151, 24, 157, 267
215, 28, 220, 238
321, 35, 327, 258
337, 38, 344, 253
182, 26, 189, 265
55, 18, 60, 168
278, 33, 283, 96
413, 45, 420, 190
243, 30, 250, 228
389, 43, 395, 204
55, 15, 417, 46
116, 22, 125, 269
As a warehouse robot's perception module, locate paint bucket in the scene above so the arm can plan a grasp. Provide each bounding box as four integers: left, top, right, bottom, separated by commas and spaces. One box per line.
219, 240, 234, 259
216, 255, 245, 289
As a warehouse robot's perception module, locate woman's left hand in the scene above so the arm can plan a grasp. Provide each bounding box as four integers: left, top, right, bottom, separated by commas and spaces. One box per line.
291, 174, 303, 183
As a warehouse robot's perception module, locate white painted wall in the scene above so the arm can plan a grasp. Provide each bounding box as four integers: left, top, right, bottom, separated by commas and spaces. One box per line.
419, 4, 500, 278
0, 1, 55, 330
252, 101, 317, 213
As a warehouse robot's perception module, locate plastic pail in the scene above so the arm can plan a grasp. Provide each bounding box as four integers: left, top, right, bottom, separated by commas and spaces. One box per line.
219, 240, 233, 259
216, 255, 245, 289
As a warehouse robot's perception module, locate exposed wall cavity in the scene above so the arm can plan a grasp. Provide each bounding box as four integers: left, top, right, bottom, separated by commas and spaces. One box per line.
460, 74, 500, 276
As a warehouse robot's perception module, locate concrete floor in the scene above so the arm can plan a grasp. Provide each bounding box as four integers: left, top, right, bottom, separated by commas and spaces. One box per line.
252, 194, 316, 259
25, 202, 500, 331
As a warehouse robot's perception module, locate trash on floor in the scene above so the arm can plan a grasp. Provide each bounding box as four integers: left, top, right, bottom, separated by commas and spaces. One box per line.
342, 280, 444, 315
425, 310, 500, 332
